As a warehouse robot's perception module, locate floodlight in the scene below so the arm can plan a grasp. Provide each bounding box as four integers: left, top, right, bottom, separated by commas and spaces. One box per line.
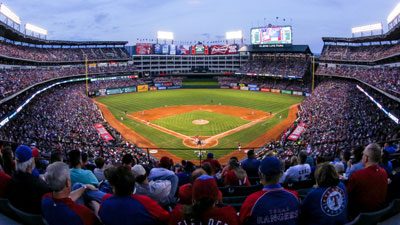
387, 2, 400, 23
351, 23, 382, 34
25, 23, 48, 35
226, 30, 243, 40
157, 31, 174, 40
0, 4, 21, 24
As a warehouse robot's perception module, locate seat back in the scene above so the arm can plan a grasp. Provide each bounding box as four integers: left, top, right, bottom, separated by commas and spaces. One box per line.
222, 196, 247, 204
8, 202, 45, 225
345, 202, 394, 225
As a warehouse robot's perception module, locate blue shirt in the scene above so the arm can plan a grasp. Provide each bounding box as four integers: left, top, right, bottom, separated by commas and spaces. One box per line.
241, 158, 261, 178
345, 162, 364, 179
300, 183, 348, 225
70, 168, 99, 186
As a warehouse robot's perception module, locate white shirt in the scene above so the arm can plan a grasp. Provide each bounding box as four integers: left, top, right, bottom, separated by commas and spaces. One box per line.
280, 164, 311, 183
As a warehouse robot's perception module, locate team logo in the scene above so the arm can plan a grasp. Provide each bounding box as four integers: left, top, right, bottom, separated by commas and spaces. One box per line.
320, 186, 346, 216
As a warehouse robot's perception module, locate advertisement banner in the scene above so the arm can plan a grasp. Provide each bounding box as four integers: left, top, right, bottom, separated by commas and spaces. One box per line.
287, 122, 306, 141
157, 86, 167, 90
249, 87, 260, 91
161, 44, 169, 55
210, 44, 239, 55
168, 86, 181, 89
240, 87, 249, 91
232, 86, 240, 90
271, 89, 280, 93
248, 84, 258, 88
137, 85, 149, 92
177, 45, 190, 55
169, 44, 176, 55
293, 91, 303, 96
260, 88, 271, 92
150, 86, 157, 91
154, 83, 162, 87
281, 90, 292, 95
135, 43, 153, 55
106, 87, 136, 95
154, 44, 162, 54
94, 123, 114, 142
230, 83, 238, 87
220, 86, 230, 89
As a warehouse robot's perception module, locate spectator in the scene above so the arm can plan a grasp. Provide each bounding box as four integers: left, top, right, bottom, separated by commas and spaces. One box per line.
169, 175, 239, 225
240, 157, 300, 225
50, 150, 63, 164
345, 146, 364, 179
148, 156, 179, 206
99, 166, 169, 225
300, 163, 347, 225
178, 168, 211, 205
122, 153, 135, 169
132, 164, 171, 205
68, 150, 99, 186
42, 162, 100, 225
223, 158, 250, 186
0, 170, 11, 198
7, 145, 51, 214
241, 149, 260, 178
1, 146, 15, 176
176, 161, 195, 186
202, 153, 221, 174
280, 151, 311, 184
94, 157, 106, 182
347, 143, 388, 218
380, 150, 393, 178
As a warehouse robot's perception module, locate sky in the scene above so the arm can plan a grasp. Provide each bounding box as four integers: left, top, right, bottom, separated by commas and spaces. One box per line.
4, 0, 400, 53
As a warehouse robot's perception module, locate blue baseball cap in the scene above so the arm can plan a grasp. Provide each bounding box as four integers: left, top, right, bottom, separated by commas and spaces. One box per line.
207, 153, 214, 158
15, 145, 33, 163
259, 157, 283, 176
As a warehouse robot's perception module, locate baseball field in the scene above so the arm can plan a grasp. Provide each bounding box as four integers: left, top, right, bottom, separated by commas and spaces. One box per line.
94, 89, 304, 162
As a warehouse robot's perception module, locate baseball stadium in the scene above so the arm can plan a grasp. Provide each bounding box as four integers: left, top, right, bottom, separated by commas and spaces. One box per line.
0, 1, 399, 225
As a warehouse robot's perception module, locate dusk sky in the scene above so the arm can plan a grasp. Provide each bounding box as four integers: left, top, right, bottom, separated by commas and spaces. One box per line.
5, 0, 400, 53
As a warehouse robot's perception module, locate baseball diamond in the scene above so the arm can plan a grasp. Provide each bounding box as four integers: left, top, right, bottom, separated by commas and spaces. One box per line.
95, 89, 303, 161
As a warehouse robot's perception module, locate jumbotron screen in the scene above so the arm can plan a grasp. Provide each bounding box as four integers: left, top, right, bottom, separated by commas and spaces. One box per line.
251, 26, 292, 45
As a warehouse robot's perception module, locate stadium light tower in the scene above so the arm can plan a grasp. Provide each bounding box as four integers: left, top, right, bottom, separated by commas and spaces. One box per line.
0, 4, 21, 30
226, 30, 243, 44
157, 31, 174, 44
351, 23, 383, 37
25, 23, 48, 39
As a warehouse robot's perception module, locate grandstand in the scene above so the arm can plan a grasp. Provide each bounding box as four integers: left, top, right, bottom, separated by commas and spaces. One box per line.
0, 1, 399, 225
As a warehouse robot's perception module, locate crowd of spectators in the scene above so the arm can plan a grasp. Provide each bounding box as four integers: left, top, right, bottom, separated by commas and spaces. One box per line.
297, 80, 399, 155
238, 53, 310, 78
0, 41, 130, 62
89, 79, 143, 92
153, 76, 184, 86
217, 76, 310, 92
320, 44, 400, 62
0, 65, 137, 99
317, 64, 400, 97
0, 83, 150, 165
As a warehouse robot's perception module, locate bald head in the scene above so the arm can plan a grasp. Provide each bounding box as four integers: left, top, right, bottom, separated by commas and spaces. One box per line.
363, 143, 382, 164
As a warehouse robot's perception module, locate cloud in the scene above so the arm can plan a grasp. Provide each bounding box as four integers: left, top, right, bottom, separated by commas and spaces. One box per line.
94, 13, 109, 24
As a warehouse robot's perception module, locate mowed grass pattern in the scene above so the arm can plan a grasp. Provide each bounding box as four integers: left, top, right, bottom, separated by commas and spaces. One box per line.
152, 110, 249, 136
97, 89, 303, 159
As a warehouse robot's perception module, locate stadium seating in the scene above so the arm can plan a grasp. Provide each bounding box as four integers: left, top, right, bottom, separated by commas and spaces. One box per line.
0, 41, 129, 62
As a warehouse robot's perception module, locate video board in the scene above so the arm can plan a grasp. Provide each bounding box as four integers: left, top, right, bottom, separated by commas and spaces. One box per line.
251, 26, 292, 45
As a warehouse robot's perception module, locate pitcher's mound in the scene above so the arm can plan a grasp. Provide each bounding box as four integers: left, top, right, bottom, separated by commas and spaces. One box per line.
192, 119, 209, 125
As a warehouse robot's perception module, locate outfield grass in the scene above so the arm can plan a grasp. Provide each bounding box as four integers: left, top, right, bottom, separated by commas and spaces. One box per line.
152, 110, 249, 136
97, 89, 303, 160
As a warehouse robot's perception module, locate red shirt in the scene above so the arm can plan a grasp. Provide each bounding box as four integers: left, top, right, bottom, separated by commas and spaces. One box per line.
202, 159, 221, 172
169, 204, 239, 225
0, 171, 11, 198
224, 170, 250, 186
347, 165, 388, 215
